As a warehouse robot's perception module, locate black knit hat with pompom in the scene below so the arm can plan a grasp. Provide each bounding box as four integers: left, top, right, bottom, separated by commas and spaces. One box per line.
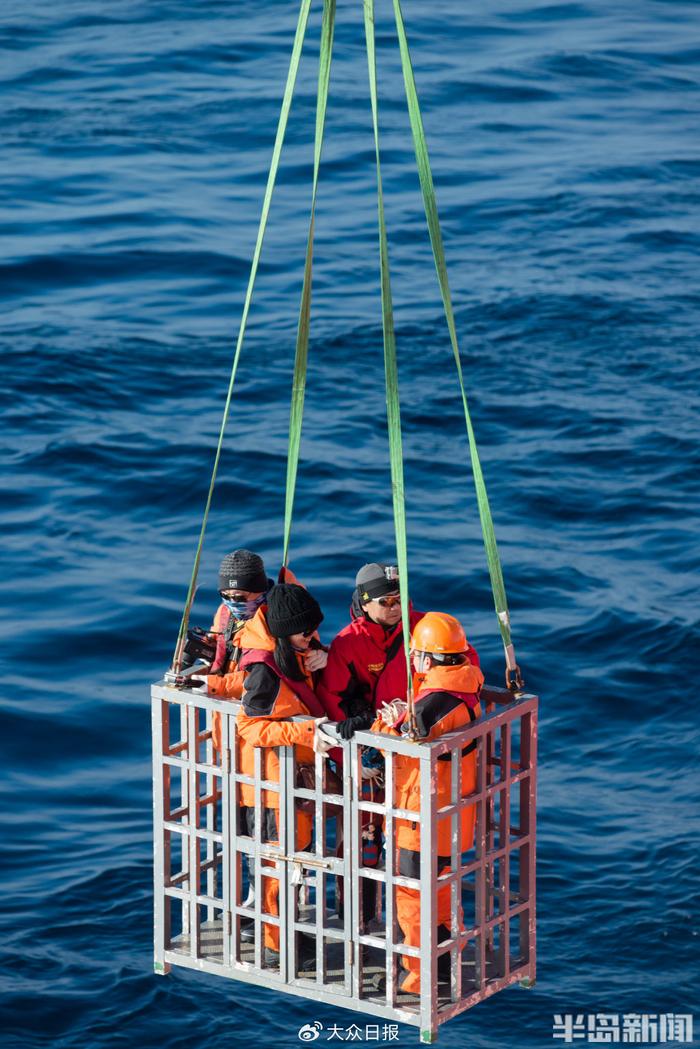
266, 583, 323, 638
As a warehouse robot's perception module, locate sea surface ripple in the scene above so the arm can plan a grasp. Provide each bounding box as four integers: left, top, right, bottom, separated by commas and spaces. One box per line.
1, 1, 698, 1047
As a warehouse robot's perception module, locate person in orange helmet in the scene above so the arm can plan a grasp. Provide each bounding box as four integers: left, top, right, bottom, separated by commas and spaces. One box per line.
371, 611, 484, 995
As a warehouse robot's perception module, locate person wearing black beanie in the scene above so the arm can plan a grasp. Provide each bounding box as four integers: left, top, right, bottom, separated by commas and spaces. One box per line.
189, 549, 273, 699
234, 581, 333, 973
182, 548, 273, 933
262, 583, 324, 682
266, 583, 323, 638
218, 549, 270, 596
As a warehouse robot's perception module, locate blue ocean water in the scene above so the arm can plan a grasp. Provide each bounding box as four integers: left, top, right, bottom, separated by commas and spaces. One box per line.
1, 0, 699, 1046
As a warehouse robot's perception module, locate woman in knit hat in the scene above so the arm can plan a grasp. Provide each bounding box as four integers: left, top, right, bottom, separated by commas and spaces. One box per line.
235, 583, 334, 973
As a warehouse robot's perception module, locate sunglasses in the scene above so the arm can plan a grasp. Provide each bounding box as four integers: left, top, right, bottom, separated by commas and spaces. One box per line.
301, 628, 316, 638
375, 594, 401, 608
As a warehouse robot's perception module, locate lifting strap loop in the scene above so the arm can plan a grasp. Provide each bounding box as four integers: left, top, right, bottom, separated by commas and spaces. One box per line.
363, 0, 415, 729
391, 0, 521, 686
171, 0, 313, 672
172, 0, 522, 694
282, 0, 337, 569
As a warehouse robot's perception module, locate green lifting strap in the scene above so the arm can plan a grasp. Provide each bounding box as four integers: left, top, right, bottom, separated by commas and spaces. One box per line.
363, 0, 414, 713
171, 0, 313, 672
282, 0, 336, 569
392, 0, 522, 688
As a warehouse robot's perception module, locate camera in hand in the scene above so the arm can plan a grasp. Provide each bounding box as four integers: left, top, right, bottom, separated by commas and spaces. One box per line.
180, 627, 217, 669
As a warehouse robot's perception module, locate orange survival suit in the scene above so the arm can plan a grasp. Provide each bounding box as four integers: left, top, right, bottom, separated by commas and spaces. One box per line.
235, 607, 325, 953
206, 567, 299, 752
372, 659, 484, 993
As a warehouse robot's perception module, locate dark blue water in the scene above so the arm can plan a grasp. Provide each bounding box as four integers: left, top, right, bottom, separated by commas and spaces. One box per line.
2, 0, 699, 1045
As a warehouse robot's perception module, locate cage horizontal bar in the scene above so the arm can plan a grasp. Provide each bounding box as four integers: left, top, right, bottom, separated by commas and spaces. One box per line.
153, 682, 537, 1039
163, 821, 223, 844
164, 888, 224, 909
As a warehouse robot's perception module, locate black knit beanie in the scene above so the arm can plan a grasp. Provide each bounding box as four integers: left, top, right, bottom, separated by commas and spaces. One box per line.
218, 549, 268, 593
266, 583, 323, 638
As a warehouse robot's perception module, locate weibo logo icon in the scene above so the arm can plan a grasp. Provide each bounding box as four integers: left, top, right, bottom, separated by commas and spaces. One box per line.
298, 1021, 323, 1042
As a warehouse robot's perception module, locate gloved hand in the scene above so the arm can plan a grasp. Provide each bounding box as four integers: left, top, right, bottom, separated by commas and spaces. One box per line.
187, 674, 207, 689
177, 673, 206, 690
379, 699, 407, 728
312, 717, 334, 755
338, 713, 372, 741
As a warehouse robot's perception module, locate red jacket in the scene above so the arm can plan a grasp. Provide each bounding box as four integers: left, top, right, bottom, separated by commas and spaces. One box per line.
318, 605, 426, 722
319, 601, 481, 723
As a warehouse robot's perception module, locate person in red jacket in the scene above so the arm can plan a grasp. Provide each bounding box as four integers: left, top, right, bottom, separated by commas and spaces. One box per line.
319, 562, 480, 736
317, 562, 422, 925
372, 611, 484, 995
317, 562, 425, 738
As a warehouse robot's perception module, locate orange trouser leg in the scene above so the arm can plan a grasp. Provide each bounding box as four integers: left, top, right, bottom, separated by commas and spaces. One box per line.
212, 711, 222, 754
396, 862, 460, 994
261, 810, 313, 953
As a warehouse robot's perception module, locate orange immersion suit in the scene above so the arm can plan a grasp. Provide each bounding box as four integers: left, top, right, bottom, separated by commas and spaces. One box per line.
207, 567, 301, 751
235, 608, 319, 952
371, 660, 484, 993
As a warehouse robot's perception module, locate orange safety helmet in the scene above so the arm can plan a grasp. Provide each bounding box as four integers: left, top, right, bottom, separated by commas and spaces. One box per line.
411, 612, 468, 654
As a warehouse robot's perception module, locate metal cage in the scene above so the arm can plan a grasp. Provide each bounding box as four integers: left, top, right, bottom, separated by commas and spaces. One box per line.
152, 681, 537, 1042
